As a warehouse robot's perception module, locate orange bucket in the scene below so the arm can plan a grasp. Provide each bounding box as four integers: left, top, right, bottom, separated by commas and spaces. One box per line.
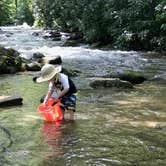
38, 98, 63, 122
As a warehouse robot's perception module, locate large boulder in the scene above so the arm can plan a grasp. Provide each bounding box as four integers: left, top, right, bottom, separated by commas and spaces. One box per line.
39, 56, 62, 65
89, 78, 133, 89
0, 96, 23, 107
0, 47, 22, 74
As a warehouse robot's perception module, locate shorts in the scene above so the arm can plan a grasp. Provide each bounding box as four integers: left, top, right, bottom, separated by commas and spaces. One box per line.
60, 94, 76, 112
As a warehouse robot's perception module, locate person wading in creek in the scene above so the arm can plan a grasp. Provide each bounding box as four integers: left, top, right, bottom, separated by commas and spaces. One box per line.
36, 64, 77, 120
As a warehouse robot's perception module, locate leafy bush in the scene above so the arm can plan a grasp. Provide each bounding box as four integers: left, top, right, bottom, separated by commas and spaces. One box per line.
1, 0, 166, 51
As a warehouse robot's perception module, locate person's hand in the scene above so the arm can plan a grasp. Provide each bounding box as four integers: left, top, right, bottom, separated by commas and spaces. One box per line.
42, 102, 47, 107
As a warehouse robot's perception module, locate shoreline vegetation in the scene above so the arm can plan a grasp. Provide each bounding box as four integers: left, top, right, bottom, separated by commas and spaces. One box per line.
0, 0, 166, 52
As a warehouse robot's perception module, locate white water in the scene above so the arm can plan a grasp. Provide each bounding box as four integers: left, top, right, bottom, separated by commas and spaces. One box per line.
0, 26, 166, 79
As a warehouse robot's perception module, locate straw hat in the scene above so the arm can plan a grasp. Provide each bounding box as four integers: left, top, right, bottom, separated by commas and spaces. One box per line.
36, 64, 62, 83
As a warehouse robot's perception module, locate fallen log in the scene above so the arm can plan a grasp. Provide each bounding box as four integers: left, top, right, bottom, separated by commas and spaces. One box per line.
0, 96, 23, 107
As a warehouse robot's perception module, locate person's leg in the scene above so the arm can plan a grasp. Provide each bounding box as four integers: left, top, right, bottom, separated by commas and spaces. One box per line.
61, 95, 76, 120
66, 110, 74, 120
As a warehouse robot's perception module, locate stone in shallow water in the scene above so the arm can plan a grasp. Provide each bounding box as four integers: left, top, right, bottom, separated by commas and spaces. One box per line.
0, 96, 23, 107
109, 72, 147, 84
89, 78, 133, 89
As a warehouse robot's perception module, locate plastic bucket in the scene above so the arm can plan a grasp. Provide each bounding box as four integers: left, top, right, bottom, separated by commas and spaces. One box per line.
38, 98, 63, 122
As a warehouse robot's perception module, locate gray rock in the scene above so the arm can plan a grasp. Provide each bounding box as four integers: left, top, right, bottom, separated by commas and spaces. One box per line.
32, 52, 45, 60
0, 96, 23, 107
26, 62, 41, 71
89, 78, 133, 89
108, 71, 147, 84
32, 32, 41, 36
40, 56, 62, 65
62, 68, 81, 77
42, 30, 61, 39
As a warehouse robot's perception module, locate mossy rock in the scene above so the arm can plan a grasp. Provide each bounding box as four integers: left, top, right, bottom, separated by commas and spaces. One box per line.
0, 46, 22, 74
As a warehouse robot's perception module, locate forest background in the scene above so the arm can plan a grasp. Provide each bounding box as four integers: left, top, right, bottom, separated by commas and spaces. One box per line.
0, 0, 166, 51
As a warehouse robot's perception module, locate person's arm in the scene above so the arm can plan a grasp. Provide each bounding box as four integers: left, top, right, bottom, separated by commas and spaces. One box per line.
55, 74, 69, 100
43, 81, 54, 105
56, 88, 69, 99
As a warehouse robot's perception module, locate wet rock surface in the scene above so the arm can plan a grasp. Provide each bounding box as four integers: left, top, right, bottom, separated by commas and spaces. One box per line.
25, 62, 41, 71
107, 71, 147, 84
89, 78, 133, 89
39, 56, 62, 65
0, 96, 23, 107
32, 52, 45, 61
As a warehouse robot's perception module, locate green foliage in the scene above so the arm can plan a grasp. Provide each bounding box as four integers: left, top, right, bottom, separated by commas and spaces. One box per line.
16, 0, 34, 26
33, 0, 82, 31
0, 0, 15, 25
1, 0, 166, 51
32, 0, 166, 51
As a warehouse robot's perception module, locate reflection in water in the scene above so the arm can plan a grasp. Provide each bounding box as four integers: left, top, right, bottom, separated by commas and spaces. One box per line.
41, 121, 65, 160
40, 121, 78, 162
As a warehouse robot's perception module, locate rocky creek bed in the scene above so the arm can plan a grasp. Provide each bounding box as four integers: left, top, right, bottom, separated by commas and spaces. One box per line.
0, 26, 165, 166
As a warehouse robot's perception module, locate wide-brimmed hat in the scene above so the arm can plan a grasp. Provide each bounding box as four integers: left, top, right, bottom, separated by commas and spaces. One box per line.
36, 64, 62, 83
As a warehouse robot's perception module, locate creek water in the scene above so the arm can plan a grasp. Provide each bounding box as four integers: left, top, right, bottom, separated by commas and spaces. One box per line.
0, 26, 166, 166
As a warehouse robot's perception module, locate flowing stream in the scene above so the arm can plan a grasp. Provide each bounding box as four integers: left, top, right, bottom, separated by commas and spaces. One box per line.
0, 26, 166, 166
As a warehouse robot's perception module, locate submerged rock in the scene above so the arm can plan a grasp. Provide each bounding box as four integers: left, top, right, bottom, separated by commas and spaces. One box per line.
0, 96, 23, 107
89, 78, 133, 89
